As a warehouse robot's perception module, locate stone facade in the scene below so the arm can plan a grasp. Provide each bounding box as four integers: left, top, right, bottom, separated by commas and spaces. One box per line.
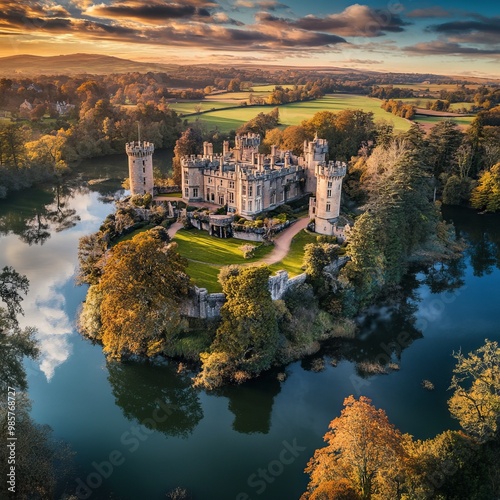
181, 133, 347, 236
126, 141, 154, 196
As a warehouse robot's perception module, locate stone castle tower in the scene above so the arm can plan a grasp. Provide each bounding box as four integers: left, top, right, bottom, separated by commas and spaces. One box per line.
309, 160, 347, 236
126, 141, 154, 196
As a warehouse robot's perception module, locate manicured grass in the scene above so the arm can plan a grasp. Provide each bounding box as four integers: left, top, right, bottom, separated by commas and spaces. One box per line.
268, 229, 318, 277
173, 228, 317, 291
185, 94, 413, 133
173, 228, 276, 291
174, 228, 273, 264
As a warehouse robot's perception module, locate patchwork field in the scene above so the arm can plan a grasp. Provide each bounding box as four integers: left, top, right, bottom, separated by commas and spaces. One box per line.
183, 94, 413, 133
412, 115, 475, 130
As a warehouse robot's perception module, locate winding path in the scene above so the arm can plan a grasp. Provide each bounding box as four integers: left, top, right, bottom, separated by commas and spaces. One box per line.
259, 217, 310, 265
167, 216, 310, 266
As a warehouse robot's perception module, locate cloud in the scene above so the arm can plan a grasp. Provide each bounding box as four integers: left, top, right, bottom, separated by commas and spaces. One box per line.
428, 17, 500, 45
234, 0, 288, 10
404, 40, 500, 56
342, 58, 382, 65
406, 7, 454, 19
256, 4, 410, 37
84, 0, 214, 23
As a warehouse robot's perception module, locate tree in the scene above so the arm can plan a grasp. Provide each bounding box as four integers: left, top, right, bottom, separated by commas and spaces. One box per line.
194, 266, 279, 388
172, 128, 203, 186
303, 396, 406, 500
448, 339, 500, 442
94, 231, 191, 359
0, 266, 29, 319
471, 163, 500, 212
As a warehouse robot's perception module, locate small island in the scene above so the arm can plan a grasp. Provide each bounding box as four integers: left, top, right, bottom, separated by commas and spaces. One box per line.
77, 114, 463, 389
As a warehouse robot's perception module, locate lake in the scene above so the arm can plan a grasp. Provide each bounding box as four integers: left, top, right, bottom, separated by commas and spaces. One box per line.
0, 153, 499, 500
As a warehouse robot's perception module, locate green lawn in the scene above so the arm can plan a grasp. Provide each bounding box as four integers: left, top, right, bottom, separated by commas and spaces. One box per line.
174, 229, 275, 291
268, 229, 318, 277
173, 227, 317, 291
184, 94, 413, 133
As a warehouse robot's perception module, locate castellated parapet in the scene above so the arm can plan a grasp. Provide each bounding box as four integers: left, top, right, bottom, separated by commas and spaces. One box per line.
126, 141, 154, 196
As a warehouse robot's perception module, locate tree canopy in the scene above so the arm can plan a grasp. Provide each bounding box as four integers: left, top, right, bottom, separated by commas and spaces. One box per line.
80, 230, 191, 359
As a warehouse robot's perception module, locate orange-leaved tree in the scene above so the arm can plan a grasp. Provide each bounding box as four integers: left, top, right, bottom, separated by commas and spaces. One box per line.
302, 396, 407, 500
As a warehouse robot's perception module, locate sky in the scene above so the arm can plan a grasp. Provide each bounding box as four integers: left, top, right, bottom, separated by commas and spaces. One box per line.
0, 0, 499, 77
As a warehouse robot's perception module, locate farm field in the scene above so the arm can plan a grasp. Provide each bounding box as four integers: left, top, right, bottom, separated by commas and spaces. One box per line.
413, 115, 475, 130
397, 98, 474, 112
184, 94, 413, 133
380, 83, 482, 92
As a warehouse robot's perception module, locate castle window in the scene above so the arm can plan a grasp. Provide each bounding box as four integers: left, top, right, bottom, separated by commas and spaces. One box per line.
327, 189, 332, 197
219, 196, 225, 205
220, 179, 223, 186
242, 200, 246, 211
185, 178, 189, 185
326, 203, 331, 212
248, 201, 253, 211
242, 184, 247, 196
185, 188, 189, 197
143, 168, 145, 173
143, 160, 145, 166
193, 188, 198, 197
228, 192, 234, 204
257, 185, 261, 197
328, 181, 332, 188
229, 181, 235, 189
249, 185, 253, 197
143, 178, 146, 184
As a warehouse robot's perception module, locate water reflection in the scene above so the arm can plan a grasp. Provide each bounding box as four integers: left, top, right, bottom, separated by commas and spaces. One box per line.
107, 361, 203, 438
219, 372, 282, 434
0, 184, 116, 380
443, 206, 500, 277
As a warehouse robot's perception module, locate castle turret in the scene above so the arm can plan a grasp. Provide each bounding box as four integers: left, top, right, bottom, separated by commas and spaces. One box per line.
126, 141, 154, 196
309, 160, 347, 236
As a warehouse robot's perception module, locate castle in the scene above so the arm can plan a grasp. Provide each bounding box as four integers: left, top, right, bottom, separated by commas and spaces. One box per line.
181, 133, 347, 237
126, 133, 348, 237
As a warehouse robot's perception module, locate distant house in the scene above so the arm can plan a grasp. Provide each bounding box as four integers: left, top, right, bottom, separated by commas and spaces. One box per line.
55, 101, 75, 115
19, 99, 32, 112
27, 83, 42, 93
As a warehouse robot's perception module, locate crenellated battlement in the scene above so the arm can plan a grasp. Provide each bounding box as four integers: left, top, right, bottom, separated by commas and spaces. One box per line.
126, 141, 155, 157
315, 161, 347, 179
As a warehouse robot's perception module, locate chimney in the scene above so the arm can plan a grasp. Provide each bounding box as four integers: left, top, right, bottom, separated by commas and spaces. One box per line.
207, 142, 214, 156
271, 144, 277, 157
203, 141, 209, 156
258, 154, 264, 171
223, 140, 229, 156
284, 152, 290, 169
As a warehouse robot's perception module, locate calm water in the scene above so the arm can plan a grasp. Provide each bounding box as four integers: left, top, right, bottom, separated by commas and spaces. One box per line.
0, 154, 499, 500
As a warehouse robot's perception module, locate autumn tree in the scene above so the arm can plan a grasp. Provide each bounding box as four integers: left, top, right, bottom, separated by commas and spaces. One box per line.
303, 396, 406, 500
172, 127, 203, 186
471, 163, 500, 212
448, 339, 500, 442
86, 230, 191, 359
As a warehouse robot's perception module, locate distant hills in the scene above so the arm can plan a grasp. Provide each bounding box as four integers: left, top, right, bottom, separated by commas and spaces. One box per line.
0, 53, 498, 84
0, 53, 178, 76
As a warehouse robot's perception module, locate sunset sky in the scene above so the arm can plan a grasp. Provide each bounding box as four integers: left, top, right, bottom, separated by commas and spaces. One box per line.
1, 0, 499, 77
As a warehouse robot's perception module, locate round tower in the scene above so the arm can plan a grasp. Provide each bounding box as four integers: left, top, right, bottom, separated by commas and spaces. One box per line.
310, 161, 347, 236
126, 141, 154, 196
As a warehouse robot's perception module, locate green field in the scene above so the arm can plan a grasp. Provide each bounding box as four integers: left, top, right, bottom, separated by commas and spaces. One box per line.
413, 115, 475, 128
397, 98, 474, 112
185, 94, 413, 133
